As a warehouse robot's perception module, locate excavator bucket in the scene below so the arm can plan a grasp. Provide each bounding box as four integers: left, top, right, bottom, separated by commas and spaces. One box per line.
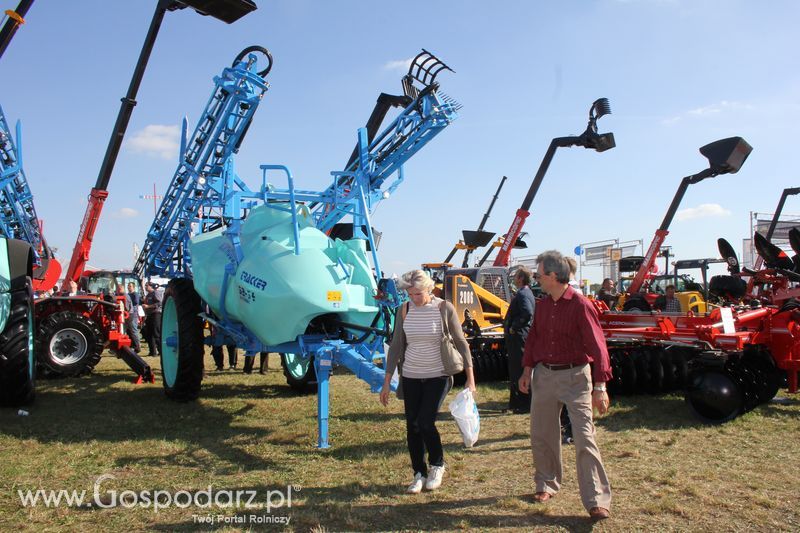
717, 238, 740, 274
402, 49, 454, 98
699, 137, 752, 174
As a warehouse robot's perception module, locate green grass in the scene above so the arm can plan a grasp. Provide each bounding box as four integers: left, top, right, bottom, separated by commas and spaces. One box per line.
2, 350, 800, 531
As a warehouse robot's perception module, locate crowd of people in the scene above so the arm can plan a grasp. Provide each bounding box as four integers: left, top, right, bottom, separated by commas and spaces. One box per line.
33, 255, 629, 522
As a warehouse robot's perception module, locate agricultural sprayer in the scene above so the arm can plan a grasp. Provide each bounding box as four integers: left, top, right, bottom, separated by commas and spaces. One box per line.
133, 48, 460, 447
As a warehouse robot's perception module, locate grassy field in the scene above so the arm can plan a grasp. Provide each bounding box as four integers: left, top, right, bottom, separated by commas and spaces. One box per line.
1, 350, 800, 532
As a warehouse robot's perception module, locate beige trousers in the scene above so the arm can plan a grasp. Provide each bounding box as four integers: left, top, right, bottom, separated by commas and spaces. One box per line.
530, 363, 612, 511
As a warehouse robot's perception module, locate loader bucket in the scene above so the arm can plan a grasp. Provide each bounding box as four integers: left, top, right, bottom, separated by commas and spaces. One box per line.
753, 232, 794, 271
698, 137, 752, 174
175, 0, 258, 24
788, 227, 800, 255
462, 230, 495, 248
717, 238, 740, 274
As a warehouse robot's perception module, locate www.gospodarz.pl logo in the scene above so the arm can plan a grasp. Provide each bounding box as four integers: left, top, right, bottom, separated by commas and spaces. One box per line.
17, 474, 298, 513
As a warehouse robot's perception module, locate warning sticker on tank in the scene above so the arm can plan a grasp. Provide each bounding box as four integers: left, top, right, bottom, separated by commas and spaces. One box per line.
327, 291, 342, 302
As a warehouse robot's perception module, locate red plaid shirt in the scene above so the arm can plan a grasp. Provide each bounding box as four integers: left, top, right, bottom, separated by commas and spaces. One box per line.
522, 286, 612, 383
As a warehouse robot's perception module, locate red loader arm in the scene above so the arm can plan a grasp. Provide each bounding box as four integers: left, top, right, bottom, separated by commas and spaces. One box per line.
493, 209, 530, 267
64, 188, 108, 284
628, 229, 669, 294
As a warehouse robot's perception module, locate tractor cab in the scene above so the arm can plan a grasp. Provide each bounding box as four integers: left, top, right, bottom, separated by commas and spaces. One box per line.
82, 270, 142, 299
616, 256, 718, 313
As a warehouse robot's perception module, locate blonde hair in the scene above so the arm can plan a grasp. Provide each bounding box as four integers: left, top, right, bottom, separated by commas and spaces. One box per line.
397, 269, 435, 294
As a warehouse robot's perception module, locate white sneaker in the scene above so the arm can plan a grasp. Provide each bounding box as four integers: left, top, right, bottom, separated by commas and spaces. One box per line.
406, 473, 426, 494
425, 465, 446, 490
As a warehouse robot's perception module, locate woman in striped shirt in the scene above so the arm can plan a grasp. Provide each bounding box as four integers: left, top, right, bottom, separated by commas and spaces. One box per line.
381, 270, 476, 494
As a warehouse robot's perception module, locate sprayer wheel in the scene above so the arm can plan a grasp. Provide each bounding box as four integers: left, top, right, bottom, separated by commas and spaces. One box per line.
0, 278, 35, 406
160, 278, 204, 401
281, 352, 317, 393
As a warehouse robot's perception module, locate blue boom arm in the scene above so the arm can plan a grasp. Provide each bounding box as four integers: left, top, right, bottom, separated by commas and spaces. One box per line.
0, 106, 43, 252
133, 49, 271, 279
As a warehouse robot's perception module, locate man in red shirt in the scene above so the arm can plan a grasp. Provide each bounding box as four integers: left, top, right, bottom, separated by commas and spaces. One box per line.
518, 250, 612, 522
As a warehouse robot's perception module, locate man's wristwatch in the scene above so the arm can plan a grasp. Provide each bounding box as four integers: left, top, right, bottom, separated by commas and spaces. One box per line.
593, 384, 607, 392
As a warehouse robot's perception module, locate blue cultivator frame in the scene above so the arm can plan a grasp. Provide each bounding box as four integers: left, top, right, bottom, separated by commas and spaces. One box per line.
135, 48, 459, 447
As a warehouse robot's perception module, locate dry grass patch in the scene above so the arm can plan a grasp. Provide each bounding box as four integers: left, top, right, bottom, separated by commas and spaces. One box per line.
0, 351, 799, 531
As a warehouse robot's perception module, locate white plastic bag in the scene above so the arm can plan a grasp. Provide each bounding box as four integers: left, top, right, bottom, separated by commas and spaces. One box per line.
449, 388, 480, 448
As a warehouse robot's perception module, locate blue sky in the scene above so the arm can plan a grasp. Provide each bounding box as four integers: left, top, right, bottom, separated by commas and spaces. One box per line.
1, 0, 799, 284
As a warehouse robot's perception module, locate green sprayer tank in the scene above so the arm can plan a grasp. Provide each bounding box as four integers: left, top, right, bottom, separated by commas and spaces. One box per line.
190, 204, 378, 345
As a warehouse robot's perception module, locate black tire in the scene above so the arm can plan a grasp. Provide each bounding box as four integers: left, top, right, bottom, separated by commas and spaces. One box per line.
0, 278, 35, 406
161, 279, 204, 401
281, 352, 318, 393
36, 310, 104, 376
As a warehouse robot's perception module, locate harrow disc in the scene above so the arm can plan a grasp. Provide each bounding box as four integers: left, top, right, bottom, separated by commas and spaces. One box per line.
646, 349, 665, 392
660, 350, 677, 391
685, 369, 744, 423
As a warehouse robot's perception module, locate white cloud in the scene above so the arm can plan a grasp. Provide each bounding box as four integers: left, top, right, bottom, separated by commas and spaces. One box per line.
111, 207, 139, 219
662, 100, 755, 125
126, 124, 180, 159
383, 57, 413, 72
676, 203, 731, 221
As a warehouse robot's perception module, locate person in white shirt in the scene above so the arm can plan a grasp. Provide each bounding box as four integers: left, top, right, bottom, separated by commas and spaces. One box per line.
380, 270, 476, 494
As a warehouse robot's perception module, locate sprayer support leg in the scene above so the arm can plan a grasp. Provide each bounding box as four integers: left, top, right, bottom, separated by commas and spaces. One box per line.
315, 349, 333, 449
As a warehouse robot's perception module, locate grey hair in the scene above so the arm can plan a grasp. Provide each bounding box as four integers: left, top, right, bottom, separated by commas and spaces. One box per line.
397, 269, 435, 293
537, 250, 571, 284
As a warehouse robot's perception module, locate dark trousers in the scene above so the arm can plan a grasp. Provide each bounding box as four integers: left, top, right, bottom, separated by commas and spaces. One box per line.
125, 317, 140, 352
145, 312, 161, 356
402, 376, 450, 476
506, 333, 531, 411
212, 344, 238, 369
243, 352, 268, 373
